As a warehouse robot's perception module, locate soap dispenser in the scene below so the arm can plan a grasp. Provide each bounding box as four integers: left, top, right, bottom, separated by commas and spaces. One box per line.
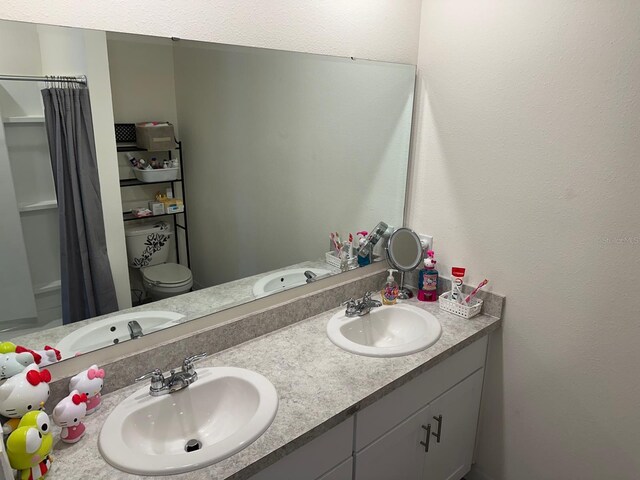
382, 269, 399, 305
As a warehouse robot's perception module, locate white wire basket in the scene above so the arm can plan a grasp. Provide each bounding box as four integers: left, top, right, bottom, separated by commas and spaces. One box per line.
325, 251, 358, 271
439, 292, 483, 319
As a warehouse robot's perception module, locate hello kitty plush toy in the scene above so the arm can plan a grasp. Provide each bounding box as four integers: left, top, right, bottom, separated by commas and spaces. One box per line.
52, 390, 88, 444
0, 342, 41, 380
32, 346, 62, 367
0, 363, 51, 435
69, 365, 104, 415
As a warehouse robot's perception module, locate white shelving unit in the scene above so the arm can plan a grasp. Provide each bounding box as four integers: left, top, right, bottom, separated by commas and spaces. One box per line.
1, 109, 62, 328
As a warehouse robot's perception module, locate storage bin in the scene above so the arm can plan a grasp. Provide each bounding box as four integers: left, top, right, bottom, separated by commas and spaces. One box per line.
325, 251, 358, 271
438, 292, 483, 319
135, 123, 176, 151
132, 166, 179, 182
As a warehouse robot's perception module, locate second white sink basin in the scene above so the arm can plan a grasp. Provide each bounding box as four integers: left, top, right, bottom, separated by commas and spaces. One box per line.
98, 367, 278, 475
56, 311, 184, 359
327, 303, 442, 357
252, 267, 332, 298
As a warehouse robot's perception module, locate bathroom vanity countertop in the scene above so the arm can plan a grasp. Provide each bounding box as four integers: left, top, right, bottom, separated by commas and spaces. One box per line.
11, 258, 337, 351
45, 296, 501, 480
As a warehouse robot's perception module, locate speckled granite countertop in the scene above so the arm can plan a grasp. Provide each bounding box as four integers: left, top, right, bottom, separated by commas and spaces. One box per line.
11, 259, 337, 350
45, 295, 501, 480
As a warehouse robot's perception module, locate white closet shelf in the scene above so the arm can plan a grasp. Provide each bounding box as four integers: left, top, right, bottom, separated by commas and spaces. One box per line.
18, 200, 58, 212
2, 116, 45, 124
34, 280, 61, 295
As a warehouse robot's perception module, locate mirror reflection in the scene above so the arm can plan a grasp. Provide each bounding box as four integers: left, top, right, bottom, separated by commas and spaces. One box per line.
0, 20, 415, 369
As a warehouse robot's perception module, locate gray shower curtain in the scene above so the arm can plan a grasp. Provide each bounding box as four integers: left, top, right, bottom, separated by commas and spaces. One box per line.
41, 87, 119, 324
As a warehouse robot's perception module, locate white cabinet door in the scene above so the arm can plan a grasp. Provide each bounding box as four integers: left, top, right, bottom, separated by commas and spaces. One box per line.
355, 404, 431, 480
249, 418, 353, 480
422, 369, 484, 480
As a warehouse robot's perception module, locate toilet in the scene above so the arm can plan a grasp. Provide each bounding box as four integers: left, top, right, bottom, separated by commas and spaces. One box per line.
124, 222, 193, 300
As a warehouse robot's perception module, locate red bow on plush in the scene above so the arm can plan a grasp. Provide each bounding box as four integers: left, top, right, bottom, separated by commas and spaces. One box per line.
15, 346, 42, 365
44, 345, 62, 361
26, 369, 51, 386
72, 393, 88, 405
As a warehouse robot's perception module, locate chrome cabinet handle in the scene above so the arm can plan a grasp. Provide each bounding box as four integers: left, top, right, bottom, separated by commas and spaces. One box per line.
432, 415, 443, 443
420, 424, 432, 452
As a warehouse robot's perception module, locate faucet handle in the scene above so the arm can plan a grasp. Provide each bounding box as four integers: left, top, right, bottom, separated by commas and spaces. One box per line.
183, 353, 208, 372
362, 291, 382, 307
135, 369, 165, 387
184, 352, 208, 364
341, 297, 356, 307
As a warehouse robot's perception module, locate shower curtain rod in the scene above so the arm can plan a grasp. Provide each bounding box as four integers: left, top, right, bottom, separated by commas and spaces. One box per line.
0, 74, 87, 85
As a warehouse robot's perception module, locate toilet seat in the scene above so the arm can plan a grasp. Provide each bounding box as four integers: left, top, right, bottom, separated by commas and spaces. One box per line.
141, 263, 193, 288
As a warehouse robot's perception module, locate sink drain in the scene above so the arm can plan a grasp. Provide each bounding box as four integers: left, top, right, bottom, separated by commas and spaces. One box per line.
185, 439, 202, 453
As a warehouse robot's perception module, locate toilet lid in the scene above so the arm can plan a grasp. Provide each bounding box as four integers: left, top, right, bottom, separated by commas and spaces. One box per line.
142, 263, 192, 285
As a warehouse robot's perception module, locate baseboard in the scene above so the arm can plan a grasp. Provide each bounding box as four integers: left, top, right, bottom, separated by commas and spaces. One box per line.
465, 464, 497, 480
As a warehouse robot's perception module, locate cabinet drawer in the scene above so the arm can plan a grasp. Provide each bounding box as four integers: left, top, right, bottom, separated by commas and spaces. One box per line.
249, 417, 353, 480
355, 336, 487, 451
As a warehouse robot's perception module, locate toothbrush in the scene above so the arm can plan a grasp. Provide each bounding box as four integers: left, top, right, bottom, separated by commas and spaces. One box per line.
348, 233, 354, 257
465, 279, 488, 305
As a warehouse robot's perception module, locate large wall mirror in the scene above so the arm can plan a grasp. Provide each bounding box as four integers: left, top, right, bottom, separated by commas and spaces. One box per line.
0, 19, 415, 370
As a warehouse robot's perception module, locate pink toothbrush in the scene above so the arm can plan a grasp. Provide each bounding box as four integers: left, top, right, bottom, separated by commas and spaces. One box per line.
465, 279, 488, 304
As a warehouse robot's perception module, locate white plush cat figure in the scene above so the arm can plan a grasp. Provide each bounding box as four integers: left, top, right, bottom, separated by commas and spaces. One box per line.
0, 342, 40, 380
32, 346, 62, 367
52, 390, 87, 444
69, 365, 104, 415
0, 363, 51, 435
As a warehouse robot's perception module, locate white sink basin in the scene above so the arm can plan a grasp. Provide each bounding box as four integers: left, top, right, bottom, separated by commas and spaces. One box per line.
99, 367, 278, 476
252, 267, 332, 298
56, 311, 184, 360
327, 303, 442, 357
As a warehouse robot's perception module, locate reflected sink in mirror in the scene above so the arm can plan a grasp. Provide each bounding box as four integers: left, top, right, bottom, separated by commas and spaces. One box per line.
98, 367, 278, 475
327, 303, 441, 357
56, 311, 184, 360
252, 268, 333, 298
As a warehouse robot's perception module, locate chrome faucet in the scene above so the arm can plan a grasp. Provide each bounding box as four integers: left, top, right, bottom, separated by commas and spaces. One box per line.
135, 353, 208, 396
305, 270, 332, 284
127, 320, 143, 339
342, 291, 382, 317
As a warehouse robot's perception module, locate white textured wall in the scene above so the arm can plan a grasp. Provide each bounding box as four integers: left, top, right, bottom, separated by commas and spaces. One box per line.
0, 0, 422, 64
408, 1, 640, 479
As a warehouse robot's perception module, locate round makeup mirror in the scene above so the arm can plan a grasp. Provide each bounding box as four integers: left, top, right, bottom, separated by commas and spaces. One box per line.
386, 227, 424, 299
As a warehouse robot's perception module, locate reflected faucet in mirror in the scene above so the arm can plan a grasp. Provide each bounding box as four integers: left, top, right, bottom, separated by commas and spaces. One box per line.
127, 321, 143, 339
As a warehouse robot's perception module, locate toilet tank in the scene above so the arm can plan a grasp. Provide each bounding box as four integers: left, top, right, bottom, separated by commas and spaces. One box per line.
124, 222, 172, 268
